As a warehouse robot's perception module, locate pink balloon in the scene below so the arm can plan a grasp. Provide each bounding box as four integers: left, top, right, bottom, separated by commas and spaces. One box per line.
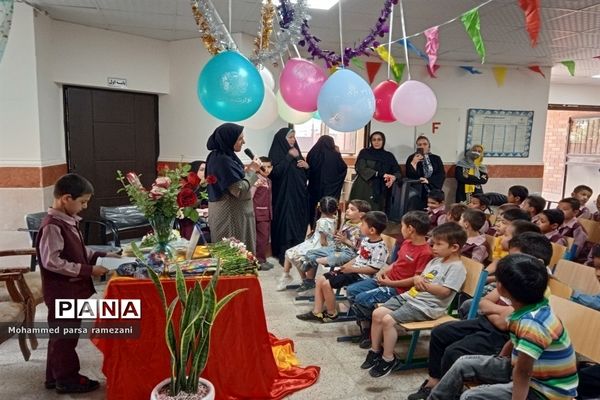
373, 80, 398, 123
279, 58, 327, 112
391, 80, 438, 126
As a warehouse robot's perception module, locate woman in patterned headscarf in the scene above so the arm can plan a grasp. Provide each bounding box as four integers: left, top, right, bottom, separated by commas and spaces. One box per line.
455, 144, 488, 203
405, 135, 445, 209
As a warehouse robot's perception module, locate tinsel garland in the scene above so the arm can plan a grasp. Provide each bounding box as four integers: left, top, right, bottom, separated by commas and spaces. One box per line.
254, 0, 276, 56
190, 0, 237, 55
297, 0, 399, 67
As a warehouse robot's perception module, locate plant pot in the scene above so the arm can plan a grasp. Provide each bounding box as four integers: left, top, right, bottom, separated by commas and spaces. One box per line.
150, 377, 215, 400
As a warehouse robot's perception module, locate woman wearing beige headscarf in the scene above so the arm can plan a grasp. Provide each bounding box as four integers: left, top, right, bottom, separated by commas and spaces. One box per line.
454, 144, 488, 203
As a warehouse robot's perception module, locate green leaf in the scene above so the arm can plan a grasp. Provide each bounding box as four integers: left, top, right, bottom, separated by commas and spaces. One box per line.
175, 266, 187, 305
165, 297, 180, 395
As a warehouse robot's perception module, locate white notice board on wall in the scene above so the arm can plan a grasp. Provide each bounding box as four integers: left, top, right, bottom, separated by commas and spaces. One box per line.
465, 109, 533, 157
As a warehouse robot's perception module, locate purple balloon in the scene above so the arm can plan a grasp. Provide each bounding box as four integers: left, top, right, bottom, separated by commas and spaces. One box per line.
391, 80, 438, 127
279, 58, 327, 112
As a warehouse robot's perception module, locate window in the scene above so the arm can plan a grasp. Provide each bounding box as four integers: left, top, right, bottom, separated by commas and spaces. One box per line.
568, 118, 600, 155
292, 118, 366, 155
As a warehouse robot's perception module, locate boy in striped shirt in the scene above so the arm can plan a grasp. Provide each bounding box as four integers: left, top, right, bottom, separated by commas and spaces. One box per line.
428, 253, 578, 400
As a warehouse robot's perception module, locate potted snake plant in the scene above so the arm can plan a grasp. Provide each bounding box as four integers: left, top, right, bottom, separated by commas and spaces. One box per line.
137, 243, 246, 400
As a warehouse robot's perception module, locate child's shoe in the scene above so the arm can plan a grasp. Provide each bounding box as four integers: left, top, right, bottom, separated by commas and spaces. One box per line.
407, 379, 433, 400
55, 375, 100, 393
360, 350, 382, 369
322, 311, 338, 322
276, 274, 293, 291
296, 311, 324, 322
369, 356, 399, 378
295, 280, 316, 292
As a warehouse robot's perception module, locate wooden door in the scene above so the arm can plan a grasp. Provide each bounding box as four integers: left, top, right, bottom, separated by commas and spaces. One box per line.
64, 86, 159, 225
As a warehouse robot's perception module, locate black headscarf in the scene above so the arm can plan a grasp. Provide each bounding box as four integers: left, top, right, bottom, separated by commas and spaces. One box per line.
189, 160, 205, 174
268, 127, 304, 163
205, 123, 245, 202
356, 131, 400, 196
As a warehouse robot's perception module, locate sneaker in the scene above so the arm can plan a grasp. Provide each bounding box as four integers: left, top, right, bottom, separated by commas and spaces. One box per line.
360, 350, 382, 370
369, 356, 399, 378
55, 375, 100, 394
295, 280, 316, 292
44, 380, 56, 389
407, 379, 432, 400
276, 274, 293, 291
322, 312, 338, 322
259, 262, 274, 271
296, 311, 324, 322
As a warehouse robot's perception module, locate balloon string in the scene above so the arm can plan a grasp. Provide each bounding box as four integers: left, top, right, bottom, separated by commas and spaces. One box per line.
293, 44, 301, 58
228, 0, 232, 33
387, 4, 394, 80
399, 0, 411, 80
338, 0, 344, 68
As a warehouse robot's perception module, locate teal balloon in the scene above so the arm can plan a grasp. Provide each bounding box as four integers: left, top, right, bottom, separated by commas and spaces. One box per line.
197, 51, 264, 121
317, 69, 375, 132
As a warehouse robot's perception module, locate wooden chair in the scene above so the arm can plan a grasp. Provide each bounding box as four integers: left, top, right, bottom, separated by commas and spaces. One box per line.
547, 277, 573, 299
579, 218, 600, 244
554, 259, 600, 295
549, 243, 567, 270
485, 234, 496, 263
0, 251, 39, 361
395, 256, 488, 370
550, 295, 600, 362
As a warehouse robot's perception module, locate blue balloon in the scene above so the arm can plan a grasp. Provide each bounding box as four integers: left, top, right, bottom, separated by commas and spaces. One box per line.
197, 51, 265, 122
317, 69, 375, 132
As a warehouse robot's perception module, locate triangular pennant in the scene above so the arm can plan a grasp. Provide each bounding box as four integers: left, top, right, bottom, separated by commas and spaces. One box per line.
396, 39, 430, 64
460, 66, 482, 74
519, 0, 541, 47
365, 61, 382, 84
528, 65, 546, 78
492, 66, 508, 87
594, 55, 600, 60
351, 57, 365, 70
461, 9, 486, 63
560, 60, 575, 76
391, 63, 405, 83
424, 26, 440, 77
427, 64, 440, 78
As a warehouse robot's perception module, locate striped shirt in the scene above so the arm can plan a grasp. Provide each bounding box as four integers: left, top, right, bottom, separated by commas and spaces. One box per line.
508, 299, 578, 400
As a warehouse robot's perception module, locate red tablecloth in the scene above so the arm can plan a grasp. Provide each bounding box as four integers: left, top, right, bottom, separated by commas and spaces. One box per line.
93, 275, 319, 399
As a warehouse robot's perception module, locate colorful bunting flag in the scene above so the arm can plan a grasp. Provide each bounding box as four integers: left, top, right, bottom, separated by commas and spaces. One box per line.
427, 64, 440, 78
518, 0, 541, 47
492, 66, 507, 87
365, 61, 382, 84
460, 66, 482, 74
528, 65, 545, 78
424, 27, 440, 77
461, 9, 486, 63
594, 55, 600, 60
375, 46, 405, 83
351, 58, 365, 70
396, 39, 430, 64
560, 60, 575, 76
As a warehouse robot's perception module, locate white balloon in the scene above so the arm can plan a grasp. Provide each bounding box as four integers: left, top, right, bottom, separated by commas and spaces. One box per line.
241, 89, 278, 130
276, 90, 313, 124
259, 67, 275, 91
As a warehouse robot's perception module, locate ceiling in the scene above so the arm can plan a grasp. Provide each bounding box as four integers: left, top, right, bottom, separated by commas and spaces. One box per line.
25, 0, 600, 84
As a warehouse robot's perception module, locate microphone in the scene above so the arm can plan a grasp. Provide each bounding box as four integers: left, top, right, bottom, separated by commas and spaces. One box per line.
243, 148, 266, 172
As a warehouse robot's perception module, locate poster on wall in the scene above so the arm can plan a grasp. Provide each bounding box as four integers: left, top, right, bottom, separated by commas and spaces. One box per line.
465, 109, 533, 157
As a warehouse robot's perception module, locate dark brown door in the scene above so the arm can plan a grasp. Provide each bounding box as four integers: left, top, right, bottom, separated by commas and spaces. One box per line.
64, 86, 159, 225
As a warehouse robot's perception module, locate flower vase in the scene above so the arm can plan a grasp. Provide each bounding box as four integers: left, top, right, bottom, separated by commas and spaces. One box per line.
148, 215, 175, 265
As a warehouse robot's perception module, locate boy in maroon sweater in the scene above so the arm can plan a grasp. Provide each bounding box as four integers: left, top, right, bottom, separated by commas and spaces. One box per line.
36, 174, 116, 393
252, 157, 274, 270
557, 197, 588, 260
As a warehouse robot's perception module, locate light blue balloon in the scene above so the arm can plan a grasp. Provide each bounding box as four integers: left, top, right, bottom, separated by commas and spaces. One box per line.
317, 69, 375, 132
197, 51, 265, 122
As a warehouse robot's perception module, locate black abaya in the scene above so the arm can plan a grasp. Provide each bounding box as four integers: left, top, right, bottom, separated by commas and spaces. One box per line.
306, 135, 347, 227
268, 128, 309, 264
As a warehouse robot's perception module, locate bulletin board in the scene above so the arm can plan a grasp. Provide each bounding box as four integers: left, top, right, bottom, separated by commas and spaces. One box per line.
465, 108, 534, 157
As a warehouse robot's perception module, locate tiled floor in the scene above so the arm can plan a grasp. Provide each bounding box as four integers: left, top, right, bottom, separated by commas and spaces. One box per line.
0, 261, 429, 399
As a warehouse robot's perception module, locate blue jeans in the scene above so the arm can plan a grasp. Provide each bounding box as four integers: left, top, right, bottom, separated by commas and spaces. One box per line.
347, 278, 396, 321
302, 246, 356, 272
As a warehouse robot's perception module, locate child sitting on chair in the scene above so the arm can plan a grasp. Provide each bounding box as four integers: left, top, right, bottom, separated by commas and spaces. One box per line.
459, 208, 489, 264
361, 222, 467, 378
557, 197, 589, 261
347, 211, 433, 348
490, 208, 530, 261
468, 193, 492, 233
296, 199, 372, 291
444, 203, 468, 223
276, 196, 338, 291
427, 253, 578, 400
571, 184, 593, 219
536, 209, 568, 246
507, 185, 529, 206
520, 194, 546, 224
296, 211, 388, 322
427, 190, 446, 229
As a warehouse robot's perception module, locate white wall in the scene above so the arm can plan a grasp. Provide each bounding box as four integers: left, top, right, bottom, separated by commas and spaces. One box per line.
548, 83, 600, 106
0, 3, 41, 166
368, 63, 551, 167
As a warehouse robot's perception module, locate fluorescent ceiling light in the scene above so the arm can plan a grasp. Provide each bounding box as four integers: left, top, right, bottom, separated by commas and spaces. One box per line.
266, 0, 340, 10
592, 74, 600, 79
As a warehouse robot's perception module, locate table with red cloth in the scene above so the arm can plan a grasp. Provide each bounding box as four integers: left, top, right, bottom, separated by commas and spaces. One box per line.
93, 275, 320, 400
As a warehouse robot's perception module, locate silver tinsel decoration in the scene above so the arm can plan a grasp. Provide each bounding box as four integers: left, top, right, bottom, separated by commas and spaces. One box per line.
191, 0, 238, 53
249, 0, 310, 66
